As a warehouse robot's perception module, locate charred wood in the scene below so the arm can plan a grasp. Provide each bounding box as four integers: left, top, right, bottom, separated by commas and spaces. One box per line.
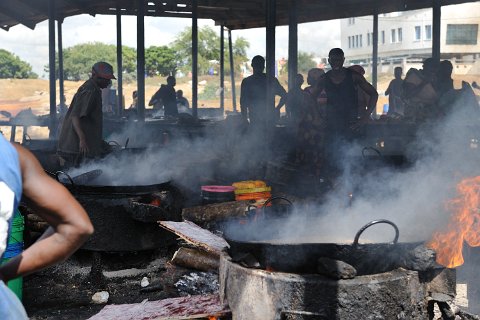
171, 247, 219, 272
182, 200, 253, 224
317, 257, 357, 279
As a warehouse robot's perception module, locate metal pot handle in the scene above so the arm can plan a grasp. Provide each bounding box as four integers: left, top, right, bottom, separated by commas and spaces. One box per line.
353, 219, 399, 248
55, 171, 75, 186
362, 146, 382, 158
262, 196, 293, 208
262, 196, 294, 216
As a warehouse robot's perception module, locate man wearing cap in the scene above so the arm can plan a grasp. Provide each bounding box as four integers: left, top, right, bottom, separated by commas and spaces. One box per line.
57, 61, 116, 167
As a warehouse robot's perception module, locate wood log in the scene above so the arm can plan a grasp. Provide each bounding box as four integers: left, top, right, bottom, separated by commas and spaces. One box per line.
182, 200, 253, 224
171, 247, 219, 271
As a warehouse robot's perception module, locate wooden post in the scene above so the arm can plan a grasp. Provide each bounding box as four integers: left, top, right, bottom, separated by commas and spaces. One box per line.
48, 0, 56, 138
432, 0, 441, 63
287, 0, 298, 92
228, 29, 237, 112
57, 20, 65, 118
116, 9, 124, 116
220, 25, 225, 112
192, 0, 198, 119
136, 0, 145, 122
372, 12, 378, 89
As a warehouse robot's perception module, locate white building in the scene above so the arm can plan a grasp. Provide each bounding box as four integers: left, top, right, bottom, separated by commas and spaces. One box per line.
341, 2, 480, 72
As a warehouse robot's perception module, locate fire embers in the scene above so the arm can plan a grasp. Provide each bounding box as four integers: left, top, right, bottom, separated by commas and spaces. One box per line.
427, 176, 480, 268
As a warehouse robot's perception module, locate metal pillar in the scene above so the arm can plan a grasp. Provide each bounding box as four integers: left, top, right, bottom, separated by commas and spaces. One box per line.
136, 0, 145, 121
372, 13, 378, 89
432, 0, 441, 63
116, 10, 124, 117
287, 0, 298, 92
228, 29, 237, 112
220, 25, 225, 111
266, 0, 276, 129
192, 0, 198, 119
58, 20, 65, 112
48, 0, 56, 138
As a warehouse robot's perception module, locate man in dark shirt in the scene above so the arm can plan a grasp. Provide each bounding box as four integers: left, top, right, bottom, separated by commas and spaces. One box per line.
57, 61, 116, 167
319, 48, 378, 141
240, 55, 286, 129
149, 76, 178, 117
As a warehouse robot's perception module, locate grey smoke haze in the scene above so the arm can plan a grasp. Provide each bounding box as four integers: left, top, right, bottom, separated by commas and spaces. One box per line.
225, 87, 480, 245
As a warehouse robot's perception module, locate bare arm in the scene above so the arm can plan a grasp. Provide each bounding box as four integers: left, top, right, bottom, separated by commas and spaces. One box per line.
0, 145, 93, 282
71, 115, 88, 155
354, 73, 378, 118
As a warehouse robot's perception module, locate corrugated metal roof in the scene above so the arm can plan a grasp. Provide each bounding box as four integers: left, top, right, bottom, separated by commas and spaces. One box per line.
0, 0, 479, 31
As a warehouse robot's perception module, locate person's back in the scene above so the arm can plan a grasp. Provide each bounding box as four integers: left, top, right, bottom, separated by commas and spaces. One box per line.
240, 55, 286, 127
385, 67, 405, 116
0, 135, 27, 319
176, 90, 190, 113
149, 76, 178, 117
286, 74, 305, 123
1, 134, 94, 319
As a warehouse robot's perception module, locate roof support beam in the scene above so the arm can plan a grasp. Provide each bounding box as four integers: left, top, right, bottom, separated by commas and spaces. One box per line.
136, 0, 145, 122
265, 0, 276, 130
432, 0, 441, 63
48, 0, 57, 138
287, 0, 297, 93
116, 9, 124, 117
192, 0, 198, 119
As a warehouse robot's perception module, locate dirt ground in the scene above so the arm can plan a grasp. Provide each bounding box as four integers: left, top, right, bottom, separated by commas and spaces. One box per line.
0, 73, 478, 120
24, 248, 216, 320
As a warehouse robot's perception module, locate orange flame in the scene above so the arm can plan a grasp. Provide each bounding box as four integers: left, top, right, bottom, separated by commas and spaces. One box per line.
149, 198, 161, 206
208, 317, 217, 320
426, 176, 480, 268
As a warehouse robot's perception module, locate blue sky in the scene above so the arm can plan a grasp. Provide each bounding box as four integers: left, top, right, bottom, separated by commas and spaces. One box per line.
0, 14, 341, 78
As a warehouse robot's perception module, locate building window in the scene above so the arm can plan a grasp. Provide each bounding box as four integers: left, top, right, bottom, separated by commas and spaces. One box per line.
398, 28, 403, 42
415, 26, 421, 41
360, 34, 363, 47
425, 25, 432, 40
356, 35, 359, 47
391, 29, 396, 43
446, 24, 478, 45
348, 36, 351, 48
367, 33, 370, 46
348, 18, 355, 25
381, 30, 385, 44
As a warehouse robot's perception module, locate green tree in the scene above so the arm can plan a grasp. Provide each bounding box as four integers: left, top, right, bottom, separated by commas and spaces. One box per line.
172, 26, 249, 76
297, 51, 317, 74
225, 36, 250, 75
46, 42, 137, 81
145, 45, 177, 76
0, 49, 37, 79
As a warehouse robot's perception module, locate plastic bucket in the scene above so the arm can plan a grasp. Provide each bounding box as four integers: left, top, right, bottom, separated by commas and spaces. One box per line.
1, 211, 24, 300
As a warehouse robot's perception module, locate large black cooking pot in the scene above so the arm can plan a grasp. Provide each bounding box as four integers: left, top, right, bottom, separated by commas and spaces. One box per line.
224, 219, 424, 275
56, 171, 178, 251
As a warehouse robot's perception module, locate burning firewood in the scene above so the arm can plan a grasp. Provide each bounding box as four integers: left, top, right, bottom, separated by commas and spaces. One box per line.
182, 200, 254, 224
171, 247, 219, 272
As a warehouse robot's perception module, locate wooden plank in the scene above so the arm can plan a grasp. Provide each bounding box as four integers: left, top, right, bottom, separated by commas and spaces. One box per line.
159, 220, 229, 255
88, 294, 230, 320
